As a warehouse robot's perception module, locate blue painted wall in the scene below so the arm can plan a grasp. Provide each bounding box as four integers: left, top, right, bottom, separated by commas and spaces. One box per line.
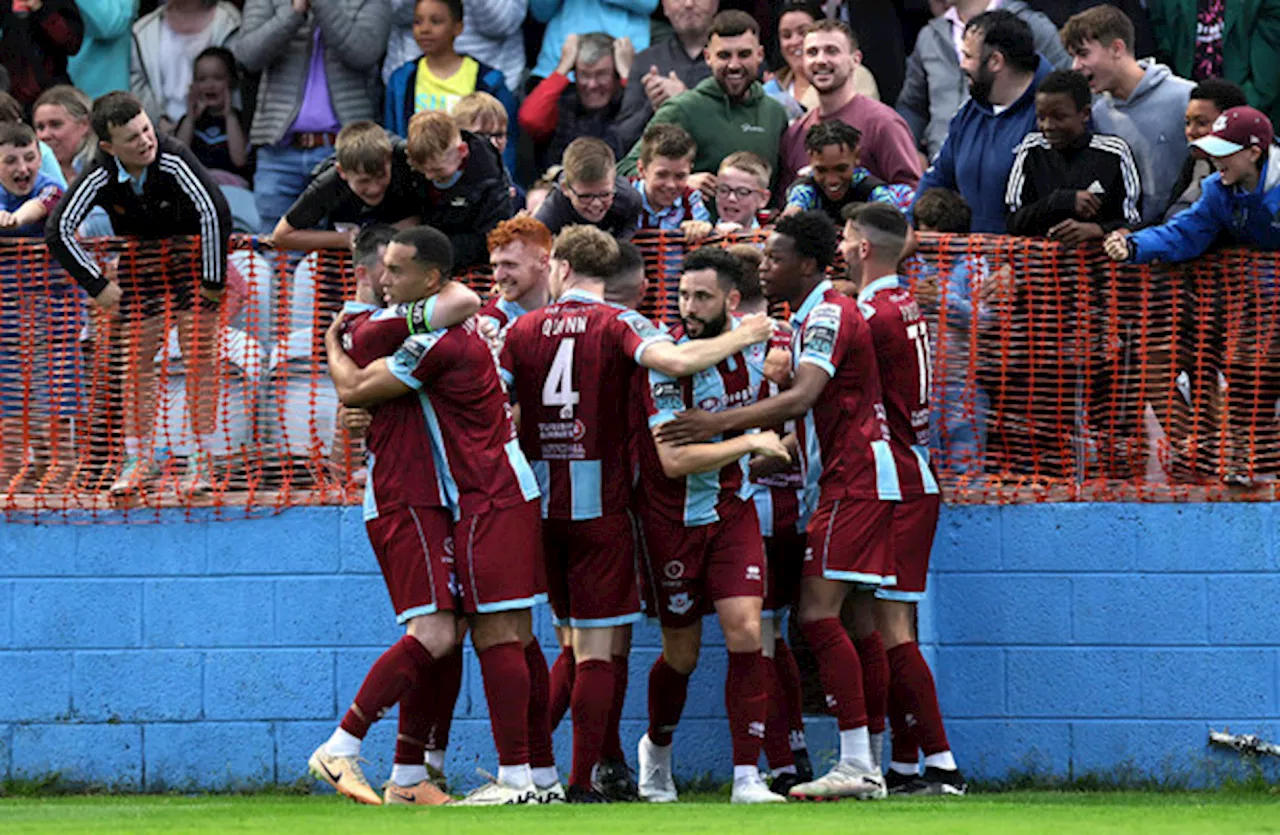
1, 504, 1276, 791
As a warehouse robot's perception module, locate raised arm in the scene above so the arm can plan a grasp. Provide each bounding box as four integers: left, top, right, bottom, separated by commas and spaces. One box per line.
639, 314, 773, 377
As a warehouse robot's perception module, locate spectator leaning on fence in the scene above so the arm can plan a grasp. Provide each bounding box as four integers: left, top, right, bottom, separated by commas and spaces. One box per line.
1004, 68, 1141, 244
46, 91, 232, 498
632, 122, 710, 230
234, 0, 391, 236
912, 10, 1053, 234
619, 11, 788, 202
272, 121, 427, 252
519, 32, 632, 171
534, 136, 642, 238
710, 151, 771, 232
779, 20, 921, 196
1061, 5, 1194, 227
784, 120, 915, 225
1165, 78, 1248, 222
0, 91, 67, 189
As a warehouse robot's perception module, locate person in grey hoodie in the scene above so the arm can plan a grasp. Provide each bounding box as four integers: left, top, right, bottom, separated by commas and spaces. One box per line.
1061, 4, 1193, 226
896, 0, 1070, 162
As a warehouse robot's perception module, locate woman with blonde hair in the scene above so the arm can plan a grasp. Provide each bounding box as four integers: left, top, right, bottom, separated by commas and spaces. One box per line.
33, 86, 113, 237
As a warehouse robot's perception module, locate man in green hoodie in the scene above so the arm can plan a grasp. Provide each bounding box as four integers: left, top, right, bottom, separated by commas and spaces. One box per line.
619, 10, 788, 201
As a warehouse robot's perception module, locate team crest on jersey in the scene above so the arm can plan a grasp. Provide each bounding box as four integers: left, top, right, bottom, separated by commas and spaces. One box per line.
664, 560, 685, 580
443, 536, 455, 557
667, 592, 693, 615
804, 323, 837, 357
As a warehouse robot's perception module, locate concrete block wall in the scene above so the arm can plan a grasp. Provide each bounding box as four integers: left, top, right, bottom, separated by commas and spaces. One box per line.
1, 503, 1276, 790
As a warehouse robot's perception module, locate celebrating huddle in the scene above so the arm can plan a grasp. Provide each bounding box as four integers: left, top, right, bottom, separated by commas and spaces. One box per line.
309, 203, 964, 806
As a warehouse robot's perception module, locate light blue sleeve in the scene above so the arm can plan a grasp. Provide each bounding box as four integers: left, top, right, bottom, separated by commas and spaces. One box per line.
39, 143, 67, 189
646, 367, 683, 428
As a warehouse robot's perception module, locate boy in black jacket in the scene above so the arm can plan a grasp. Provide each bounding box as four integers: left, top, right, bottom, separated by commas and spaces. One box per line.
404, 110, 513, 271
1004, 69, 1142, 245
47, 91, 231, 499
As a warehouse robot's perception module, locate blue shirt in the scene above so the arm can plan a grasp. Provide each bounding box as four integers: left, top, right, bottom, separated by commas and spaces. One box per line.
0, 171, 63, 237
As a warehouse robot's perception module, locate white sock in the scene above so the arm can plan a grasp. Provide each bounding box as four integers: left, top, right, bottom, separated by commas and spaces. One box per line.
789, 730, 807, 751
924, 751, 957, 771
732, 765, 758, 784
390, 764, 427, 786
771, 765, 797, 778
498, 764, 532, 789
869, 731, 886, 771
324, 727, 361, 758
124, 436, 142, 456
839, 727, 872, 771
531, 766, 559, 788
426, 750, 445, 772
890, 761, 919, 776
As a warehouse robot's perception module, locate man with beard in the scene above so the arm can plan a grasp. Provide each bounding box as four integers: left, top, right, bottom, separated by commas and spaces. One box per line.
912, 10, 1054, 233
633, 246, 790, 805
618, 11, 788, 199
780, 20, 921, 194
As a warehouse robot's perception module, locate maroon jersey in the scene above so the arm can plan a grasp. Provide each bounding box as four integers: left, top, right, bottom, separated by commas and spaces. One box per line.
386, 317, 542, 518
636, 318, 767, 527
749, 322, 806, 536
858, 276, 940, 499
790, 280, 897, 506
499, 289, 672, 520
477, 295, 530, 340
340, 303, 448, 520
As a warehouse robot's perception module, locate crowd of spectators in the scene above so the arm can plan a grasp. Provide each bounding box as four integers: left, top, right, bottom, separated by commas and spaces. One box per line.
6, 0, 1280, 488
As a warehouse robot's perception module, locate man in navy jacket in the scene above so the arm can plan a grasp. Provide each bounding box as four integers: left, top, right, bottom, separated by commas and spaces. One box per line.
912, 10, 1051, 234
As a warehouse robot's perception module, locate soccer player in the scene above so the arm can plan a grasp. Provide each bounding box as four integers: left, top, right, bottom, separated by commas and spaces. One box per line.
656, 211, 895, 801
501, 227, 774, 802
479, 215, 554, 339
635, 246, 791, 806
841, 202, 966, 796
324, 226, 562, 806
309, 227, 482, 805
46, 91, 231, 498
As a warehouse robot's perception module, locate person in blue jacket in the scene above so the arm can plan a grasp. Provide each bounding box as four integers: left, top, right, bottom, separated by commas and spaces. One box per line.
911, 10, 1052, 234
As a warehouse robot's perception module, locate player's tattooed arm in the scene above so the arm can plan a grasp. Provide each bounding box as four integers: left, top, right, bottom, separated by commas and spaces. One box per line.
656, 363, 831, 445
325, 314, 414, 408
641, 313, 773, 377
652, 428, 790, 479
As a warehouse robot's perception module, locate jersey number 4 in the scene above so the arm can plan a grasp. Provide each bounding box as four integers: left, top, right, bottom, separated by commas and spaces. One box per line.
543, 338, 580, 419
906, 321, 931, 404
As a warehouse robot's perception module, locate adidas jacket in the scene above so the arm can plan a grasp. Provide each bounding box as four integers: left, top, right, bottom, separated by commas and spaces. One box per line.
1005, 130, 1142, 237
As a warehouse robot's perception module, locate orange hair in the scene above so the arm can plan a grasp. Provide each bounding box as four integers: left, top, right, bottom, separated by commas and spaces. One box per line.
487, 214, 554, 254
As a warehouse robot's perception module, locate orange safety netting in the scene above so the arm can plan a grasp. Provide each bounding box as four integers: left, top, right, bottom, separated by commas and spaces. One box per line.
2, 230, 1278, 522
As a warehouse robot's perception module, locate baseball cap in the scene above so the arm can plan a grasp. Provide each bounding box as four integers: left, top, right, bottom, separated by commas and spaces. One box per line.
1192, 106, 1274, 158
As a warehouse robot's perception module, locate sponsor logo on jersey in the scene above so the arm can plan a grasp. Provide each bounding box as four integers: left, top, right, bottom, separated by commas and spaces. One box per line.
804, 324, 837, 358
667, 592, 693, 615
652, 380, 684, 413
538, 420, 587, 442
745, 565, 762, 582
664, 560, 685, 580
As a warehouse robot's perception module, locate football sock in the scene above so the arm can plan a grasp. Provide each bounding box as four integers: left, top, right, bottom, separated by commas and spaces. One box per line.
800, 619, 867, 730
340, 635, 433, 739
726, 651, 768, 768
646, 655, 690, 747
390, 764, 428, 787
839, 727, 873, 771
887, 641, 952, 759
870, 731, 886, 772
890, 761, 920, 776
478, 641, 530, 767
497, 763, 533, 790
732, 765, 758, 784
427, 649, 463, 752
925, 751, 958, 771
324, 727, 361, 758
601, 654, 629, 761
569, 658, 614, 789
773, 638, 806, 743
856, 632, 889, 736
532, 766, 559, 789
548, 645, 575, 731
395, 681, 432, 766
524, 640, 556, 771
426, 750, 445, 772
762, 655, 795, 770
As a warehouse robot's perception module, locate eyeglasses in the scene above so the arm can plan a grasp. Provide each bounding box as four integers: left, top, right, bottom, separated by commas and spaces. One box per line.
716, 184, 759, 200
471, 130, 506, 144
566, 184, 614, 205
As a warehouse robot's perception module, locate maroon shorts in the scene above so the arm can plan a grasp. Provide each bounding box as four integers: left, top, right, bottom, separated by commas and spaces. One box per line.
804, 498, 895, 587
543, 511, 643, 628
455, 499, 546, 614
763, 528, 806, 616
365, 505, 457, 623
877, 495, 941, 602
638, 498, 766, 629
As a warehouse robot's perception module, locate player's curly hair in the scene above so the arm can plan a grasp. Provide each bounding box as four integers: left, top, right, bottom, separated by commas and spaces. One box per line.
804, 119, 862, 156
552, 225, 619, 280
487, 215, 553, 254
774, 210, 838, 271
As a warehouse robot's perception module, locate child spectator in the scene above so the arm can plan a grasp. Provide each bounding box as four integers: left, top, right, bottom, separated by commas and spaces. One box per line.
453, 90, 521, 203
711, 151, 771, 232
1166, 78, 1249, 221
272, 120, 428, 253
0, 121, 79, 488
175, 46, 249, 186
525, 169, 559, 218
384, 0, 517, 172
1005, 69, 1142, 245
533, 136, 642, 238
783, 120, 914, 224
0, 91, 66, 188
633, 122, 709, 230
405, 110, 513, 270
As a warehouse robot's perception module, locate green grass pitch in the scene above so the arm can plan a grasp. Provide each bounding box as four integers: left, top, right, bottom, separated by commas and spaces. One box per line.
3, 792, 1279, 834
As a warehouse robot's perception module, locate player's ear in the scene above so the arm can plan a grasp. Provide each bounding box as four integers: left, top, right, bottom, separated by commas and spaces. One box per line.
727, 287, 742, 312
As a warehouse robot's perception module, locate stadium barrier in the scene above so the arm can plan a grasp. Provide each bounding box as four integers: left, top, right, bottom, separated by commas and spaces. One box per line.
1, 231, 1278, 522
